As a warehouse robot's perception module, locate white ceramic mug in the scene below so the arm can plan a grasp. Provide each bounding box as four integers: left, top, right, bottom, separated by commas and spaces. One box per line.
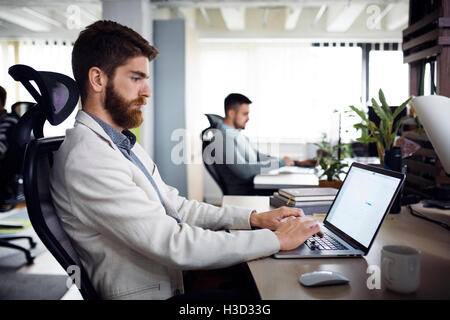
381, 245, 421, 294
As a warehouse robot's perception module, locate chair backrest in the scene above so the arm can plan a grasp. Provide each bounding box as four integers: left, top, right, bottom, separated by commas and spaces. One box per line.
8, 64, 99, 300
205, 113, 223, 128
201, 114, 228, 195
23, 137, 99, 300
3, 63, 78, 189
0, 111, 19, 162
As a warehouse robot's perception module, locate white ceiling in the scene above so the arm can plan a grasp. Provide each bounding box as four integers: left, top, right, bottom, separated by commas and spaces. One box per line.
0, 0, 409, 42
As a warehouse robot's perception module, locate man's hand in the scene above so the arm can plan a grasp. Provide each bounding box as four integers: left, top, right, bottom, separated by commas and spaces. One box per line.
274, 216, 322, 251
282, 156, 295, 166
250, 206, 304, 230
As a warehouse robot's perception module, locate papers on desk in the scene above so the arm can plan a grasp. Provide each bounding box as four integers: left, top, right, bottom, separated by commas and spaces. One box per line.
270, 189, 335, 214
261, 166, 317, 175
278, 187, 338, 201
253, 172, 319, 187
410, 202, 450, 226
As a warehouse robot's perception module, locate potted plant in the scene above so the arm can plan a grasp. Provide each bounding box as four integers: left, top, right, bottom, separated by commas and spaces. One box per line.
348, 89, 411, 166
314, 134, 352, 189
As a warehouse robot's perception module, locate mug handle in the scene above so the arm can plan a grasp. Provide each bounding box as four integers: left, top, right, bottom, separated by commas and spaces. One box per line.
382, 257, 394, 283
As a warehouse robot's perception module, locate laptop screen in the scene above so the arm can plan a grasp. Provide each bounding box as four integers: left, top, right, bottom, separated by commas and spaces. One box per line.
325, 165, 403, 248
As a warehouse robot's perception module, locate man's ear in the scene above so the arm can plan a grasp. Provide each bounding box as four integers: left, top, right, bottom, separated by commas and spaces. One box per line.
226, 108, 235, 120
88, 67, 108, 94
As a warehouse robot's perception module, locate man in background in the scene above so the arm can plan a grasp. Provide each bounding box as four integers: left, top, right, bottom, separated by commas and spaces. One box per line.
0, 85, 6, 116
0, 85, 19, 161
215, 93, 316, 195
0, 85, 20, 210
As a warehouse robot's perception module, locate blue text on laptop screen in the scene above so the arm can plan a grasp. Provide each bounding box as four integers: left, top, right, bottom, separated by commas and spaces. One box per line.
325, 166, 401, 247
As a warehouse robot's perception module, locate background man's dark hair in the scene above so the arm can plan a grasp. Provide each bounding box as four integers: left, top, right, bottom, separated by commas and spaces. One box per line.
224, 93, 252, 117
0, 85, 7, 115
72, 20, 159, 104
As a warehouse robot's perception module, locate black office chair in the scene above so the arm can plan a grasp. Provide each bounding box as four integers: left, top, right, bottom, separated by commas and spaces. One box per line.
201, 114, 230, 195
205, 113, 224, 128
8, 64, 99, 300
0, 101, 35, 212
0, 103, 37, 263
201, 114, 274, 196
0, 109, 23, 212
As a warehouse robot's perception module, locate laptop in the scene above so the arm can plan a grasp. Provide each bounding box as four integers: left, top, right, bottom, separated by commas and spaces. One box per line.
274, 162, 405, 259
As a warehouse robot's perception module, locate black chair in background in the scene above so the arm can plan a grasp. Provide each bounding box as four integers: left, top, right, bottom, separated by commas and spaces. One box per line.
205, 113, 224, 128
0, 108, 23, 212
0, 101, 37, 264
201, 113, 230, 195
8, 64, 99, 300
0, 101, 35, 212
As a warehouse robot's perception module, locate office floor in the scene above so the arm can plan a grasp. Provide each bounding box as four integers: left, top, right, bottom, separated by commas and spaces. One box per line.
1, 202, 82, 300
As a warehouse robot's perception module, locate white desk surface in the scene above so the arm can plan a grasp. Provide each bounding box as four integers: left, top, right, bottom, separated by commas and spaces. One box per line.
253, 159, 380, 189
253, 173, 319, 189
222, 196, 450, 300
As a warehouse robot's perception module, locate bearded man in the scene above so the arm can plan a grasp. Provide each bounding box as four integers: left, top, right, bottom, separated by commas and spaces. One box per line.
50, 20, 322, 300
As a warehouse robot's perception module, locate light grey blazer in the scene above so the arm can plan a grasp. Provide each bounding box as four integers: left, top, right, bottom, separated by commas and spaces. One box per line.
49, 110, 279, 300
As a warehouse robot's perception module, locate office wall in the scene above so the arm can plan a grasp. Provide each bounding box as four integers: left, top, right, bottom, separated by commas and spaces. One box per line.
102, 0, 155, 157
153, 19, 188, 197
185, 22, 204, 202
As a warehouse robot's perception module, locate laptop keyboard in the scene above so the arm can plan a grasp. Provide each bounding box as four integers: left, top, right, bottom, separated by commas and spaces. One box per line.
305, 231, 348, 251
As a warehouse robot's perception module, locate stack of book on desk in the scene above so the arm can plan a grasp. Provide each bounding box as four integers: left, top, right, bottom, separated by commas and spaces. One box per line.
270, 187, 338, 215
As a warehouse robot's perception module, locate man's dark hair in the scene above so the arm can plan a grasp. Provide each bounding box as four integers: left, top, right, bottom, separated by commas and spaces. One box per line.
0, 85, 6, 111
72, 20, 159, 103
224, 93, 252, 117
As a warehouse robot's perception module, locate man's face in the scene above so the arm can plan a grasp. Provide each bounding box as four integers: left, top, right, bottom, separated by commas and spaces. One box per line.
104, 56, 151, 130
232, 103, 250, 130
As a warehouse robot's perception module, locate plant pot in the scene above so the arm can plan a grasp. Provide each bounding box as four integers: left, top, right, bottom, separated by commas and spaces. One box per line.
319, 180, 342, 189
384, 147, 403, 214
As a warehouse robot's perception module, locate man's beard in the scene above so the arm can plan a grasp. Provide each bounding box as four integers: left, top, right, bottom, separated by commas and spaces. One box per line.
233, 119, 245, 130
104, 83, 146, 130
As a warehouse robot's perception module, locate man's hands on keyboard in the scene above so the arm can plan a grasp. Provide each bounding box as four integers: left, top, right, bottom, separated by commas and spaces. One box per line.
251, 206, 304, 230
274, 216, 323, 251
306, 232, 347, 251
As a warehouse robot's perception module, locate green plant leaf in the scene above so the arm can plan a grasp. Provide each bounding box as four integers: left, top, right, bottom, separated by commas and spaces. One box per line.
392, 96, 412, 119
367, 120, 379, 133
353, 123, 367, 130
379, 119, 387, 147
371, 98, 388, 122
390, 115, 408, 146
378, 89, 392, 120
349, 105, 369, 123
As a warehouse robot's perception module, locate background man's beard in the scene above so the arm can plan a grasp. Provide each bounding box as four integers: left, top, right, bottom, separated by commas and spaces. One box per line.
233, 119, 245, 129
104, 84, 146, 130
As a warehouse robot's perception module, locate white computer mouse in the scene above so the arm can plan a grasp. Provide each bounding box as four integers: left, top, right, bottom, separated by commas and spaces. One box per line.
299, 270, 350, 287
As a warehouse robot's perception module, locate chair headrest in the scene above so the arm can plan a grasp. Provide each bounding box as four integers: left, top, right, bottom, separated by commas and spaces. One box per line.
8, 64, 79, 126
205, 114, 224, 128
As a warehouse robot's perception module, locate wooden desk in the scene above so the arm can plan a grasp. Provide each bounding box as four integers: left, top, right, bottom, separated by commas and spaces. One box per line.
222, 196, 450, 300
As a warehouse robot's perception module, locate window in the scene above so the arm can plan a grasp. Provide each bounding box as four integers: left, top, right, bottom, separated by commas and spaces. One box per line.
0, 42, 18, 113
369, 50, 409, 105
197, 42, 362, 144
